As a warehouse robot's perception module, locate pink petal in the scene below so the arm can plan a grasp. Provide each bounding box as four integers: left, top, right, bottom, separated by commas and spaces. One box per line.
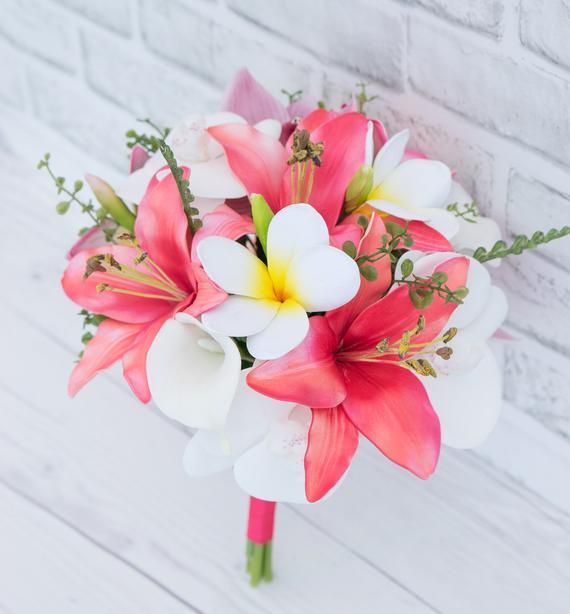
296, 108, 339, 133
129, 145, 150, 173
371, 118, 389, 152
135, 168, 194, 292
66, 220, 115, 259
383, 215, 453, 252
305, 407, 359, 502
281, 112, 369, 229
184, 264, 227, 317
247, 316, 346, 408
191, 203, 254, 262
342, 362, 441, 479
68, 319, 143, 397
208, 123, 288, 212
62, 245, 176, 324
343, 256, 469, 353
287, 99, 315, 120
402, 148, 428, 162
221, 68, 289, 124
329, 221, 363, 251
327, 215, 393, 339
122, 316, 168, 403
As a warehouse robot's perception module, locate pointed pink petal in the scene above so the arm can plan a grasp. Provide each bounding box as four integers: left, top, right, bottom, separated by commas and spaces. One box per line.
329, 221, 363, 251
281, 113, 369, 228
191, 203, 254, 262
343, 256, 469, 353
287, 99, 315, 119
222, 68, 289, 124
129, 145, 150, 173
296, 108, 339, 133
68, 319, 143, 397
135, 168, 193, 291
66, 220, 115, 259
184, 264, 227, 317
122, 316, 168, 403
62, 245, 176, 324
327, 215, 393, 339
384, 215, 453, 252
342, 362, 440, 479
208, 123, 288, 212
247, 316, 346, 408
305, 407, 359, 502
371, 118, 389, 152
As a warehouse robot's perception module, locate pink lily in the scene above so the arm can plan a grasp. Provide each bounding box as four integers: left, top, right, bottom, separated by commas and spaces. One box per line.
207, 109, 385, 247
62, 168, 253, 402
247, 227, 469, 502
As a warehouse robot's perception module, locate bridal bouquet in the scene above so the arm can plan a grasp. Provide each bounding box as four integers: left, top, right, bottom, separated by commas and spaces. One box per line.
41, 69, 569, 585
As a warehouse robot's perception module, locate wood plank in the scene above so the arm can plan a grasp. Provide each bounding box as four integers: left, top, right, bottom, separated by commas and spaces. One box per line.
0, 481, 197, 614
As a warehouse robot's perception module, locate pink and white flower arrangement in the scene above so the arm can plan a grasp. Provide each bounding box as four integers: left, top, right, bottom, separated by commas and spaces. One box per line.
40, 68, 569, 585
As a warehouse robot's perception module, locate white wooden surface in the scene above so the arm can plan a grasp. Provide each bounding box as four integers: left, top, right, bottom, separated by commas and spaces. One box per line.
1, 119, 570, 614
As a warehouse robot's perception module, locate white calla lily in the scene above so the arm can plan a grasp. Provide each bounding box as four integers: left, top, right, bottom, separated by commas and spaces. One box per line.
117, 112, 281, 204
146, 313, 241, 429
199, 204, 361, 359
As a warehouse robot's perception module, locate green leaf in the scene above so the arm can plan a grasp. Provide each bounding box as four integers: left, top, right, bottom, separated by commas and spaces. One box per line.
385, 221, 405, 237
409, 289, 434, 309
400, 258, 414, 278
250, 193, 274, 254
360, 265, 378, 281
431, 271, 448, 284
342, 240, 357, 259
56, 201, 70, 215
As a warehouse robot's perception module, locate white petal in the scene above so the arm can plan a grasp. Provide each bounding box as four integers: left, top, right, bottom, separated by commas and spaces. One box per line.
284, 245, 360, 312
254, 118, 282, 139
372, 129, 409, 184
367, 199, 446, 222
183, 369, 295, 476
464, 286, 508, 340
198, 236, 275, 299
376, 159, 452, 210
393, 250, 425, 281
185, 155, 247, 199
116, 153, 164, 204
447, 179, 472, 206
453, 215, 502, 254
364, 121, 374, 166
147, 314, 241, 429
201, 296, 279, 336
266, 204, 329, 295
234, 406, 312, 503
205, 111, 247, 127
193, 196, 225, 216
246, 300, 309, 359
422, 347, 502, 449
424, 210, 460, 240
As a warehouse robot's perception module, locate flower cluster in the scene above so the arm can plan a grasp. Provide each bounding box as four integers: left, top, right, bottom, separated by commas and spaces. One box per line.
45, 69, 569, 507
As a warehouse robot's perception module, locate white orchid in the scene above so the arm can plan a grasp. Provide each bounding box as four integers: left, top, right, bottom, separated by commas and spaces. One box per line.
117, 112, 281, 215
198, 204, 361, 360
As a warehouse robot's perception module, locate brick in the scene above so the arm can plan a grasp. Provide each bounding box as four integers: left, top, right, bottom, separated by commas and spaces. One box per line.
504, 338, 570, 440
54, 0, 132, 36
0, 39, 31, 110
497, 250, 570, 357
81, 29, 219, 126
139, 0, 320, 102
414, 0, 505, 37
0, 0, 79, 73
28, 65, 133, 170
507, 172, 570, 271
227, 0, 405, 89
520, 0, 570, 71
409, 20, 570, 166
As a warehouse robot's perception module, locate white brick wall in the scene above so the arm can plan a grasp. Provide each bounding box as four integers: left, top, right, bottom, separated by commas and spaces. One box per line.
1, 0, 569, 446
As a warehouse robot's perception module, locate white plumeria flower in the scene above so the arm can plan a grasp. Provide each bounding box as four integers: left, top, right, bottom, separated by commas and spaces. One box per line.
198, 204, 361, 360
146, 313, 242, 430
447, 180, 502, 266
364, 127, 456, 227
396, 251, 507, 449
117, 112, 281, 215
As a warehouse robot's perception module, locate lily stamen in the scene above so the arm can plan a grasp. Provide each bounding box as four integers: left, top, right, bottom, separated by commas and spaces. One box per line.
95, 283, 181, 302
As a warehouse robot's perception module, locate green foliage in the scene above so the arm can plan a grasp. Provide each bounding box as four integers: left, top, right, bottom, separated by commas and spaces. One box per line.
37, 153, 116, 236
281, 88, 303, 105
356, 221, 414, 279
158, 140, 201, 234
126, 118, 171, 153
355, 82, 378, 115
446, 201, 480, 223
473, 227, 570, 263
342, 240, 357, 259
250, 194, 274, 255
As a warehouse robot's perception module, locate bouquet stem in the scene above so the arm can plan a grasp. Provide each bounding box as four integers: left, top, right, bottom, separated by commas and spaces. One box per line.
245, 497, 276, 586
